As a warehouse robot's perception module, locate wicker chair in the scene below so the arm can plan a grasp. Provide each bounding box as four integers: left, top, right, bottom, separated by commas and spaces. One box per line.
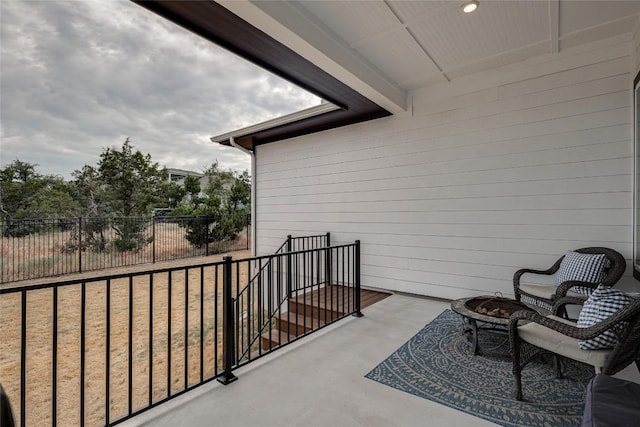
509, 296, 640, 401
513, 247, 626, 311
0, 383, 15, 427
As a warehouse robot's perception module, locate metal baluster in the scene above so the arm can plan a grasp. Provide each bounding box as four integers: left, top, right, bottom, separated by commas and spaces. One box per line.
218, 256, 237, 384
247, 260, 252, 361
235, 262, 240, 365
347, 246, 351, 314
184, 268, 188, 390
128, 276, 133, 416
106, 279, 111, 425
340, 246, 345, 315
354, 242, 363, 317
310, 248, 314, 328
199, 266, 204, 383
80, 283, 86, 427
168, 271, 172, 396
20, 291, 26, 427
286, 236, 292, 297
268, 257, 272, 346
214, 265, 219, 376
276, 255, 282, 344
52, 286, 58, 427
285, 252, 291, 338
257, 258, 263, 355
148, 274, 153, 405
300, 251, 305, 333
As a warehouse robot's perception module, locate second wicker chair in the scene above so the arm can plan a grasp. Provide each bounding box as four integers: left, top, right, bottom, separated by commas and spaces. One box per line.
513, 247, 626, 311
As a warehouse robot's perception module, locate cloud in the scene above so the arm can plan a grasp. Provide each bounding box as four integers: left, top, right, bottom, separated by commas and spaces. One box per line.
0, 0, 320, 178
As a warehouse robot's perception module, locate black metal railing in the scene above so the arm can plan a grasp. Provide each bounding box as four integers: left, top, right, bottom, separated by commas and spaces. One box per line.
233, 233, 332, 364
287, 233, 330, 253
0, 235, 361, 427
233, 242, 360, 369
0, 215, 251, 283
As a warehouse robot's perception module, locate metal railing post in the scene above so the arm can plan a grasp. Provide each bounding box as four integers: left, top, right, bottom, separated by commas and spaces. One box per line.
218, 256, 238, 385
205, 216, 210, 257
325, 232, 332, 286
246, 214, 250, 250
286, 235, 292, 297
152, 216, 156, 264
78, 217, 83, 273
353, 240, 363, 317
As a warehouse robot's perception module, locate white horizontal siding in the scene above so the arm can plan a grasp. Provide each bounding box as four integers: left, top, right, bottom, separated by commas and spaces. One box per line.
633, 17, 640, 73
255, 36, 638, 299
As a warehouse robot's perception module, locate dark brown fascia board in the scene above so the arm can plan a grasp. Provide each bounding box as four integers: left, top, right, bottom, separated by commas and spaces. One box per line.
234, 106, 389, 149
132, 0, 390, 150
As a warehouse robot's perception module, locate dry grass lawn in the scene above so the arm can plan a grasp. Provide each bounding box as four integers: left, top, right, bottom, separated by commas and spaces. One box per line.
0, 249, 251, 427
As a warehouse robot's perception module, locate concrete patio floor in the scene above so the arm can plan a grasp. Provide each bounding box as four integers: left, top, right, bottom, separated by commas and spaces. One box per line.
122, 293, 640, 427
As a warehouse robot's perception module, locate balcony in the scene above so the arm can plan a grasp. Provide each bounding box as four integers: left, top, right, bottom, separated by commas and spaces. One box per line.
121, 293, 640, 427
2, 233, 639, 427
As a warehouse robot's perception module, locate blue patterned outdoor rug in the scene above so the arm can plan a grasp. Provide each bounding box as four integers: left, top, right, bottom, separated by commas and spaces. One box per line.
365, 310, 593, 427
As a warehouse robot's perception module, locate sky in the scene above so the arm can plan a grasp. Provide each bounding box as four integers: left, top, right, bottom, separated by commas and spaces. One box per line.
0, 0, 321, 179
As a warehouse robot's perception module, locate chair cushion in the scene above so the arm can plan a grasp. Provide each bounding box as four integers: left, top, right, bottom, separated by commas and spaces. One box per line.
577, 284, 632, 350
518, 316, 611, 370
554, 251, 609, 294
519, 284, 585, 301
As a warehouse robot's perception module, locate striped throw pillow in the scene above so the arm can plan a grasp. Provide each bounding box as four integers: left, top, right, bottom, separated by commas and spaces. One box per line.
554, 251, 609, 295
577, 284, 632, 350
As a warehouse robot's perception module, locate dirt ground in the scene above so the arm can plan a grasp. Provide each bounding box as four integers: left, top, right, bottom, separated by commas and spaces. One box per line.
0, 249, 251, 427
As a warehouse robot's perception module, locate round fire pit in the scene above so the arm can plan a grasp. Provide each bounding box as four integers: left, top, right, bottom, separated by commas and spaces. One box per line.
450, 296, 542, 355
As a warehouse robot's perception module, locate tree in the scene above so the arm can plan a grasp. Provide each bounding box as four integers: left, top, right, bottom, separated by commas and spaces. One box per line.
71, 165, 105, 217
221, 170, 250, 239
159, 180, 187, 209
0, 160, 79, 236
98, 138, 167, 217
170, 163, 250, 251
69, 165, 109, 251
183, 175, 201, 195
96, 138, 168, 251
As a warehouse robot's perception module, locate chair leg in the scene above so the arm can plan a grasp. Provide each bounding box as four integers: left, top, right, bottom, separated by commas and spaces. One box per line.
514, 369, 523, 401
512, 338, 523, 401
556, 305, 567, 319
553, 355, 563, 379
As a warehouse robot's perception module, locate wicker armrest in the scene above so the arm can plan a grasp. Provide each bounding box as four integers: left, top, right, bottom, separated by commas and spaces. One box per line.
509, 310, 583, 338
513, 262, 563, 299
514, 266, 559, 282
510, 299, 640, 341
555, 280, 597, 300
553, 296, 586, 316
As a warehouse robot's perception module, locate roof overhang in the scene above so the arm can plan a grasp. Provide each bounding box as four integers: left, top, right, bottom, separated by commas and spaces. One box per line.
210, 102, 341, 146
132, 0, 392, 151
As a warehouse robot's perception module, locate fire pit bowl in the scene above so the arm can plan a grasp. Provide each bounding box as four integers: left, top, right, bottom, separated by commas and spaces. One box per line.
464, 297, 534, 319
450, 296, 544, 355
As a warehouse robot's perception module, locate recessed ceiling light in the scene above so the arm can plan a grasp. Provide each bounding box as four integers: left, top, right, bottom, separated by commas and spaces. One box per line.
462, 1, 479, 13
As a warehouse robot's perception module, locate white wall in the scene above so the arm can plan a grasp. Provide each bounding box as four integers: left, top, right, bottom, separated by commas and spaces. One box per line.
633, 17, 640, 74
255, 34, 638, 300
633, 16, 640, 280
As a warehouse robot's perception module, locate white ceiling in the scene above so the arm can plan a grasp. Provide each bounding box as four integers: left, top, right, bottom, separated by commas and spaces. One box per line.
222, 1, 640, 112
295, 0, 639, 90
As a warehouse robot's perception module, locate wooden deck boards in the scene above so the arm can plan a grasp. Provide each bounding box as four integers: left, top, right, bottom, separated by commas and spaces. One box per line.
288, 285, 390, 317
262, 285, 391, 349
